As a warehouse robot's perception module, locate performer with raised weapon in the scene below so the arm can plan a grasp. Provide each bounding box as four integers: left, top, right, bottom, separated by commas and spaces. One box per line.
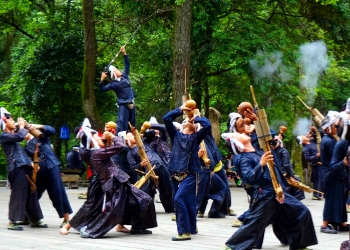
127, 122, 174, 213
163, 100, 211, 241
221, 87, 319, 250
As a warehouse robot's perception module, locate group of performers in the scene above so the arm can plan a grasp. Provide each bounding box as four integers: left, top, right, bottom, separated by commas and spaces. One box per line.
1, 45, 349, 250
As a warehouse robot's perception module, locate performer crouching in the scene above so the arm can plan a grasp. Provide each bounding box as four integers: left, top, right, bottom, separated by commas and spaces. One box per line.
163, 103, 211, 241
0, 108, 47, 230
221, 132, 318, 250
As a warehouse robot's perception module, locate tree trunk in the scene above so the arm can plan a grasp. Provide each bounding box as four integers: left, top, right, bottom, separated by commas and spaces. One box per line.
82, 0, 103, 129
172, 0, 192, 109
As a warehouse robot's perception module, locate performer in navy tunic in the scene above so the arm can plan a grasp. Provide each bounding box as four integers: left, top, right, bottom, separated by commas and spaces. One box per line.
66, 146, 85, 176
300, 135, 323, 199
196, 123, 229, 218
270, 135, 305, 201
126, 132, 174, 213
98, 46, 136, 133
196, 138, 228, 218
221, 132, 318, 250
0, 108, 46, 230
326, 116, 350, 232
163, 104, 211, 241
143, 121, 172, 165
24, 124, 73, 227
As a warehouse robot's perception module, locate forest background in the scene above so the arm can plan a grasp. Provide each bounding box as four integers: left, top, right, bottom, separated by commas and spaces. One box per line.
0, 0, 349, 180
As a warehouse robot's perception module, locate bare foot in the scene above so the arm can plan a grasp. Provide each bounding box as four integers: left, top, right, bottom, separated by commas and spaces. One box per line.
60, 224, 71, 235
116, 224, 130, 233
60, 227, 68, 235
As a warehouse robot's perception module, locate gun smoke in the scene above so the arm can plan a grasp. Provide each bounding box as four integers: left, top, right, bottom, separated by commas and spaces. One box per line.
298, 40, 329, 104
249, 51, 292, 83
293, 117, 311, 137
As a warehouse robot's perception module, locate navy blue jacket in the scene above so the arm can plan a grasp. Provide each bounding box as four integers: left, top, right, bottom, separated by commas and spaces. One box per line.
24, 125, 61, 169
302, 142, 319, 166
143, 123, 171, 165
0, 128, 32, 172
240, 150, 287, 199
329, 139, 349, 180
98, 55, 135, 105
163, 108, 211, 174
127, 143, 166, 171
204, 131, 222, 166
273, 147, 294, 178
320, 134, 337, 183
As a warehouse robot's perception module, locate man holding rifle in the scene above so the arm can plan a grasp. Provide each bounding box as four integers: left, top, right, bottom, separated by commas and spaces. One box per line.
220, 132, 318, 250
99, 46, 136, 133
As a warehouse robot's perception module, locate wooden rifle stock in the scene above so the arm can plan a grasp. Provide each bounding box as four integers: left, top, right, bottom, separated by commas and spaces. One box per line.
285, 176, 324, 194
27, 143, 40, 193
250, 86, 284, 200
128, 122, 159, 188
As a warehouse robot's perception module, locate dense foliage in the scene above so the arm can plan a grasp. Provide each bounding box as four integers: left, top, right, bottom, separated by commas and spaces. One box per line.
0, 0, 350, 178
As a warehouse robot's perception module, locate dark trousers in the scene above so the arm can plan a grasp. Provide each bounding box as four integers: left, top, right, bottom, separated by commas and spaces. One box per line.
174, 174, 197, 235
117, 104, 136, 133
7, 166, 43, 222
225, 193, 318, 250
155, 166, 174, 213
197, 170, 228, 217
36, 162, 73, 218
311, 164, 323, 198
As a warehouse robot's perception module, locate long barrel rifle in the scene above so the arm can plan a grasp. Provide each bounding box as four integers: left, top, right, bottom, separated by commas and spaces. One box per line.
297, 96, 339, 142
128, 122, 159, 188
250, 85, 284, 200
104, 26, 141, 73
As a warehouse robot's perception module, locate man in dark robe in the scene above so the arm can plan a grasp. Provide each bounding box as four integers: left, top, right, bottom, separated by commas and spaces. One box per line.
143, 120, 172, 165
221, 132, 318, 250
196, 123, 229, 218
270, 135, 305, 201
126, 131, 174, 213
24, 124, 73, 228
0, 108, 46, 230
163, 104, 211, 241
66, 146, 85, 176
326, 115, 350, 232
300, 135, 323, 199
98, 46, 135, 133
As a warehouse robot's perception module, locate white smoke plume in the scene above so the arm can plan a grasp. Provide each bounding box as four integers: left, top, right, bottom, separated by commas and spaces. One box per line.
249, 51, 292, 83
299, 40, 329, 104
293, 117, 311, 136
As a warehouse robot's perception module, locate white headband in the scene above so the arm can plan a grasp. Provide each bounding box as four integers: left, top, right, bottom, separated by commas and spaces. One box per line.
76, 118, 99, 150
108, 65, 118, 80
321, 116, 336, 131
228, 112, 242, 133
296, 136, 303, 145
273, 135, 283, 148
0, 107, 11, 131
229, 138, 244, 155
221, 132, 245, 155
